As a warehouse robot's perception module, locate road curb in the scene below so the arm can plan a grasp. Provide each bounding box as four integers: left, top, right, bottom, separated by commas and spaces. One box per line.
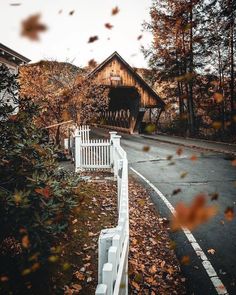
141, 135, 236, 157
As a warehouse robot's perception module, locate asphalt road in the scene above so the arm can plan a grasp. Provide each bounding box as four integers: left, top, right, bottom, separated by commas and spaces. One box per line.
91, 127, 236, 295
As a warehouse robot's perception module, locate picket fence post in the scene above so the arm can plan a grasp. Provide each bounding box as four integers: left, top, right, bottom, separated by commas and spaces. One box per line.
109, 131, 117, 171
75, 128, 81, 172
112, 135, 121, 177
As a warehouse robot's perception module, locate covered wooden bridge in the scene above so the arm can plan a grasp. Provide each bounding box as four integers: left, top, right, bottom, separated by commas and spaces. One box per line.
88, 52, 165, 133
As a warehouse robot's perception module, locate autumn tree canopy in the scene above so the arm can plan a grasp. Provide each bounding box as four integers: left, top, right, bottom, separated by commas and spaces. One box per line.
19, 61, 109, 144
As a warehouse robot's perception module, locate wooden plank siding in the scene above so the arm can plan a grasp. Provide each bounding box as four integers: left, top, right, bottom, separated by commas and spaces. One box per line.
88, 52, 164, 109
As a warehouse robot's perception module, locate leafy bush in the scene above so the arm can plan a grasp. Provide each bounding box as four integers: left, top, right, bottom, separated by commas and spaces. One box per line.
0, 64, 79, 293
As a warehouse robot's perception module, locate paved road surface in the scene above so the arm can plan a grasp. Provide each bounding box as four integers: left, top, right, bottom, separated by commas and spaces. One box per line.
91, 128, 236, 295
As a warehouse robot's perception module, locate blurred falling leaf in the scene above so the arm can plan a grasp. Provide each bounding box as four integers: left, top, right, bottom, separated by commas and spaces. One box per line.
190, 154, 198, 161
0, 276, 9, 282
213, 92, 223, 103
48, 255, 59, 263
231, 159, 236, 166
180, 255, 190, 265
69, 10, 75, 16
88, 36, 98, 43
31, 262, 40, 271
137, 35, 143, 40
207, 248, 216, 255
142, 145, 150, 152
105, 23, 113, 29
224, 207, 234, 221
180, 171, 188, 178
171, 194, 217, 231
21, 14, 48, 41
88, 59, 97, 68
145, 123, 156, 133
22, 235, 30, 248
58, 10, 62, 14
166, 155, 173, 160
176, 147, 183, 156
210, 192, 219, 201
10, 3, 21, 6
172, 188, 182, 196
21, 268, 31, 276
62, 262, 71, 270
212, 121, 222, 130
111, 6, 120, 15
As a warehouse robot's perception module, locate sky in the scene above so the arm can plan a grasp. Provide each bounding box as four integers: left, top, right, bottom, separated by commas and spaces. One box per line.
0, 0, 153, 68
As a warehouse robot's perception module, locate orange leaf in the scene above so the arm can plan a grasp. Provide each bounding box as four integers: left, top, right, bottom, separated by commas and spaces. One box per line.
181, 255, 190, 265
21, 14, 47, 41
190, 154, 198, 161
224, 207, 234, 221
213, 92, 223, 103
22, 235, 30, 248
231, 159, 236, 166
142, 145, 150, 152
171, 194, 217, 231
111, 6, 120, 15
35, 186, 51, 198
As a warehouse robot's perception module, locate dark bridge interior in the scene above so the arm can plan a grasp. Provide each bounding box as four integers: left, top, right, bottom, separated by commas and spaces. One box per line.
100, 86, 141, 132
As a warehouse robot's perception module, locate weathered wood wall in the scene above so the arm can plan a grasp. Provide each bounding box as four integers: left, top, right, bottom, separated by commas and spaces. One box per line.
93, 56, 158, 107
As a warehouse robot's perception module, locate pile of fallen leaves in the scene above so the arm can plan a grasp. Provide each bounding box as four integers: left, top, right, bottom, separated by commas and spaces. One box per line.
129, 178, 186, 295
54, 171, 117, 294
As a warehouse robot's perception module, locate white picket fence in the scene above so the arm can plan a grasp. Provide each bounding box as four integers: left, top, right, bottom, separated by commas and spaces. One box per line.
73, 127, 129, 295
69, 125, 90, 162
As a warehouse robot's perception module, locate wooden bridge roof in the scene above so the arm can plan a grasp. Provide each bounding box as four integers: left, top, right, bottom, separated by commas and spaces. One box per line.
88, 52, 165, 109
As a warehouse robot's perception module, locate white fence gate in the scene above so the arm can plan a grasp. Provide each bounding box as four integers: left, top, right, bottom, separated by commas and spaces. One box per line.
73, 127, 129, 295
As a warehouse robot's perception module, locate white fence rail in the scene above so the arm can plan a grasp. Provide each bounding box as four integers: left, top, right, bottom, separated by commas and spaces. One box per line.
73, 127, 129, 295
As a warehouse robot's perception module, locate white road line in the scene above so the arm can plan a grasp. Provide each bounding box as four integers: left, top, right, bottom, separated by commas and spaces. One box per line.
130, 167, 228, 295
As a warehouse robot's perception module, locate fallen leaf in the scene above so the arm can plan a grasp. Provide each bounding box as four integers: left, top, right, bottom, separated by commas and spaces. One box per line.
71, 284, 82, 292
207, 248, 216, 255
21, 14, 47, 41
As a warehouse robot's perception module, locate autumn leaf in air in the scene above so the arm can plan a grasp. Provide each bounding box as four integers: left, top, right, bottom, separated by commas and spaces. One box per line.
142, 145, 150, 152
190, 154, 198, 161
105, 23, 113, 30
88, 36, 98, 43
21, 14, 48, 41
231, 159, 236, 166
176, 147, 183, 156
22, 235, 30, 248
224, 207, 234, 221
111, 6, 120, 15
180, 255, 190, 265
69, 10, 75, 16
88, 59, 97, 68
213, 92, 223, 103
137, 35, 143, 40
171, 194, 217, 231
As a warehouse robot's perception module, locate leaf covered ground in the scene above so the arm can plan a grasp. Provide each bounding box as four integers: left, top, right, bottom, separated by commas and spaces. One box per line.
48, 169, 186, 294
